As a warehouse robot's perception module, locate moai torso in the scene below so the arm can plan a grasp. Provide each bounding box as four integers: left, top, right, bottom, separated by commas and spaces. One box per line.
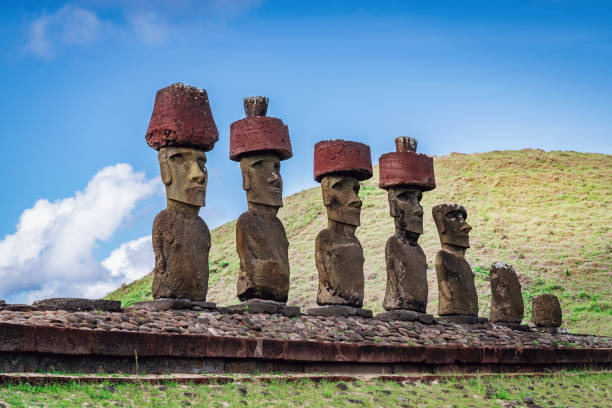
383, 236, 428, 312
315, 225, 364, 307
151, 207, 211, 301
435, 249, 478, 316
236, 209, 290, 302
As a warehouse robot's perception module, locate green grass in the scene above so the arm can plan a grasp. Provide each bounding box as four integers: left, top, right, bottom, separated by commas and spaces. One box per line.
105, 149, 612, 336
1, 373, 610, 407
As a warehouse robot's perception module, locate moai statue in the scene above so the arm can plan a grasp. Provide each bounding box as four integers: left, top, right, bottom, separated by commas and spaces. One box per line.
531, 294, 562, 333
377, 137, 435, 321
489, 262, 525, 325
145, 83, 218, 302
229, 97, 292, 304
308, 140, 373, 317
432, 203, 485, 323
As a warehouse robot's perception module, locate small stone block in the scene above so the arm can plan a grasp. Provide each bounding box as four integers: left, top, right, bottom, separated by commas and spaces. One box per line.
494, 322, 531, 332
228, 299, 295, 315
439, 315, 488, 325
306, 305, 373, 318
33, 298, 121, 312
191, 301, 216, 310
282, 306, 301, 317
134, 298, 192, 311
375, 310, 434, 324
531, 326, 559, 334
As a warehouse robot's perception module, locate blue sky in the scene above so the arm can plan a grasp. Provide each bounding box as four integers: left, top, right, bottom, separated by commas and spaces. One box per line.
0, 0, 610, 302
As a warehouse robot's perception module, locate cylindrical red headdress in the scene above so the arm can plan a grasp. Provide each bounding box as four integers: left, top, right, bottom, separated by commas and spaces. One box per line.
145, 83, 219, 151
229, 97, 292, 161
313, 140, 373, 182
379, 137, 435, 191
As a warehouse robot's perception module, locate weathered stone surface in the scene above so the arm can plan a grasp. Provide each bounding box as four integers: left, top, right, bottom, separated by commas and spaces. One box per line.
228, 299, 300, 317
314, 140, 373, 182
1, 304, 36, 311
158, 147, 209, 208
0, 300, 4, 307
243, 96, 268, 118
433, 204, 479, 317
33, 298, 121, 312
532, 294, 562, 327
375, 310, 434, 324
146, 83, 218, 151
151, 206, 211, 301
307, 305, 373, 318
439, 315, 488, 325
230, 118, 291, 161
232, 99, 292, 303
489, 262, 524, 323
314, 141, 371, 309
379, 137, 435, 191
493, 322, 531, 332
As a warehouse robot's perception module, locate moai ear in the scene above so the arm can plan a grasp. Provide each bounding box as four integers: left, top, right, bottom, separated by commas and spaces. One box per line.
159, 151, 172, 185
322, 177, 332, 206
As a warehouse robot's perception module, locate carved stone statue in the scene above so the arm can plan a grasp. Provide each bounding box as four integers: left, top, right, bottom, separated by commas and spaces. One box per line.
379, 137, 436, 313
313, 140, 372, 308
489, 262, 524, 323
230, 97, 292, 303
432, 203, 479, 317
145, 83, 218, 301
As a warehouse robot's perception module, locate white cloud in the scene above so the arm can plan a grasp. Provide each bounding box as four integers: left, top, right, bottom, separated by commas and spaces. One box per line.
24, 5, 103, 59
128, 12, 170, 45
0, 164, 160, 303
102, 235, 153, 283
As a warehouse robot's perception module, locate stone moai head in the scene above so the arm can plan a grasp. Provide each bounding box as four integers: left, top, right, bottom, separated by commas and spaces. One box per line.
314, 140, 373, 226
159, 147, 208, 207
432, 203, 472, 249
146, 82, 219, 207
379, 137, 436, 236
230, 96, 292, 208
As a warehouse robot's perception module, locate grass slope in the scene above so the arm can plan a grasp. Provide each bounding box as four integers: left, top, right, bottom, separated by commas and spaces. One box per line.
106, 150, 612, 336
1, 373, 611, 407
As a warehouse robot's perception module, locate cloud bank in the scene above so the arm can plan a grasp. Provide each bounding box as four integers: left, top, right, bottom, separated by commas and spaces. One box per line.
0, 164, 159, 303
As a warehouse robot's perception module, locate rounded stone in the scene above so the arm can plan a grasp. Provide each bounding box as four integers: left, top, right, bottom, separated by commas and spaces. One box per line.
313, 140, 373, 182
145, 83, 219, 151
531, 294, 562, 327
229, 117, 292, 161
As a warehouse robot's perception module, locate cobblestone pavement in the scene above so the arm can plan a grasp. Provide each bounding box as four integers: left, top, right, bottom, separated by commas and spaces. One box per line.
0, 309, 610, 349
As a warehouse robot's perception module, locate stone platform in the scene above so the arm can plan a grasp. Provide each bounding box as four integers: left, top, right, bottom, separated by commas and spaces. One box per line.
0, 308, 610, 375
307, 305, 373, 318
227, 299, 300, 317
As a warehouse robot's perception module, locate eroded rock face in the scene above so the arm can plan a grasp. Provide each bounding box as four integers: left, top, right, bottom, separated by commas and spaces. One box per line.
532, 294, 562, 327
433, 203, 478, 316
151, 203, 211, 301
489, 262, 524, 323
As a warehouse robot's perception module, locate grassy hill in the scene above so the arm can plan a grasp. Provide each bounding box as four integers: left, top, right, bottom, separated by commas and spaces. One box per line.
106, 149, 612, 336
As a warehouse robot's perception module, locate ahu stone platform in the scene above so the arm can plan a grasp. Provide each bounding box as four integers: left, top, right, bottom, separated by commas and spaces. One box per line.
0, 308, 610, 375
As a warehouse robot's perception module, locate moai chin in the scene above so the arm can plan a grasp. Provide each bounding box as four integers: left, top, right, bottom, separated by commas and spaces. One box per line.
379, 137, 436, 313
145, 83, 219, 301
313, 140, 373, 308
432, 203, 479, 316
230, 97, 292, 302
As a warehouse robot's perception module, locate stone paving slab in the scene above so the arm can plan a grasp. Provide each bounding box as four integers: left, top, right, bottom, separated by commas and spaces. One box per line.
227, 299, 300, 317
133, 299, 217, 311
375, 310, 434, 324
307, 305, 373, 318
33, 298, 121, 312
438, 315, 489, 325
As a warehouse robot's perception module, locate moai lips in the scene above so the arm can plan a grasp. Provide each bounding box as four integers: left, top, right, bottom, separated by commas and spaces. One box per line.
146, 83, 219, 151
379, 138, 435, 314
489, 262, 524, 323
432, 203, 479, 317
146, 83, 216, 302
313, 140, 372, 309
230, 97, 292, 303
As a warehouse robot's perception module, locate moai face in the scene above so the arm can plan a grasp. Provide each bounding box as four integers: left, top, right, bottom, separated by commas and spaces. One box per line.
158, 146, 208, 207
434, 206, 472, 248
388, 186, 424, 235
321, 175, 362, 226
240, 153, 283, 207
